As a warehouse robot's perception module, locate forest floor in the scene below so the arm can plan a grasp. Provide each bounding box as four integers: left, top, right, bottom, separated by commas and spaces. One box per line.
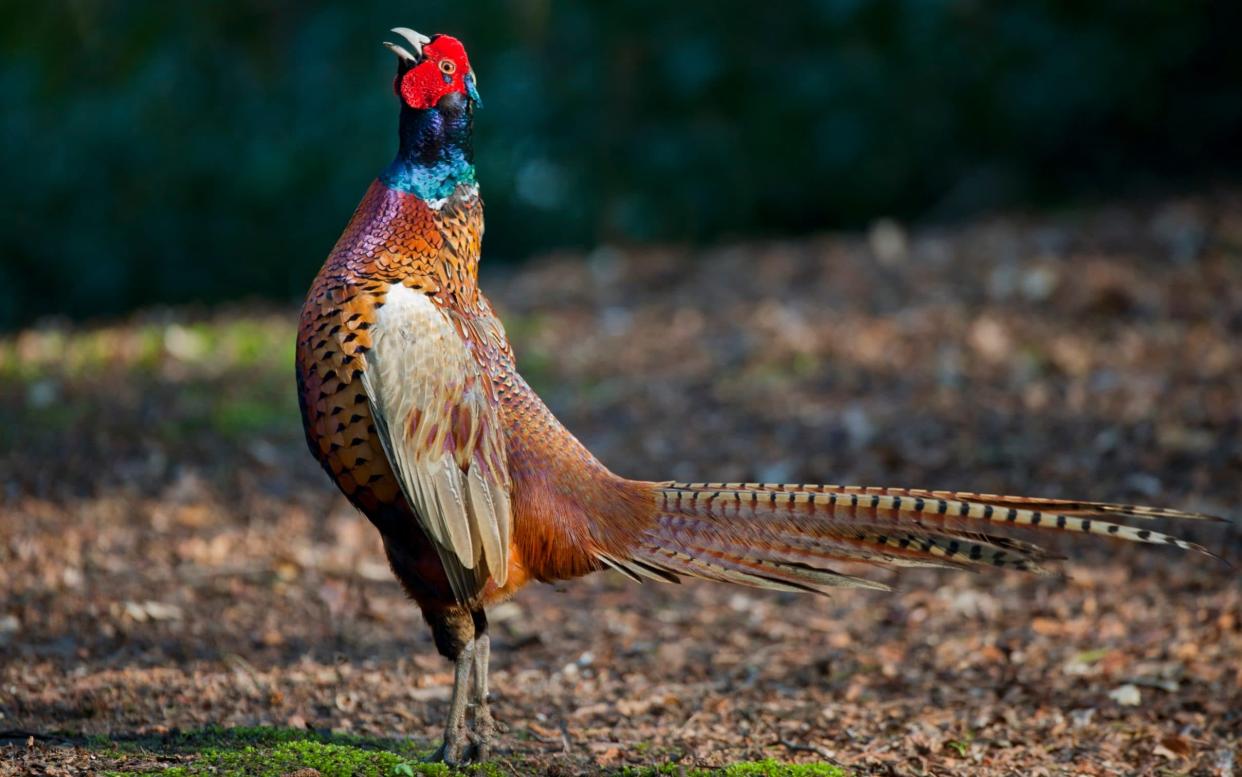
2, 193, 1241, 775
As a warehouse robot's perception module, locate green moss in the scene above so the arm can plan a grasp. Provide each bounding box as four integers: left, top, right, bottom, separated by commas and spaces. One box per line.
721, 762, 846, 777
621, 759, 846, 777
93, 727, 843, 777
97, 726, 499, 777
195, 740, 410, 776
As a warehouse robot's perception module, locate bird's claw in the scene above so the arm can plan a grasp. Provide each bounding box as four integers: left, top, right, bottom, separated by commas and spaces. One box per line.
427, 718, 494, 765
425, 727, 468, 766
469, 707, 496, 762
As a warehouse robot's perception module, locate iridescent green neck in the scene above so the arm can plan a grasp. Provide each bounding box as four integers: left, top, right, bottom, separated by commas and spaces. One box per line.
381, 104, 476, 201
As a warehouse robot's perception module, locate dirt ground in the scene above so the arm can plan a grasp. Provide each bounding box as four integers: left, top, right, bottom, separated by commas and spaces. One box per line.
2, 192, 1241, 775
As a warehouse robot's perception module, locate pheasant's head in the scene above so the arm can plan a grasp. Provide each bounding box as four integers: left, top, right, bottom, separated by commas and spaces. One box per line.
385, 28, 481, 114
382, 28, 481, 200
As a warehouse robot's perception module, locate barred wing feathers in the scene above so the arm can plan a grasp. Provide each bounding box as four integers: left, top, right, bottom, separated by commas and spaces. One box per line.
362, 283, 511, 604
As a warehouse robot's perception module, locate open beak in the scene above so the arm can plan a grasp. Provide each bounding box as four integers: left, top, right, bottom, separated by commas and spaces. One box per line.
383, 27, 430, 63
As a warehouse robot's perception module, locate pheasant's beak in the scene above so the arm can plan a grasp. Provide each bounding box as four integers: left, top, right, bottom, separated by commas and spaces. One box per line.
465, 72, 483, 108
384, 27, 430, 63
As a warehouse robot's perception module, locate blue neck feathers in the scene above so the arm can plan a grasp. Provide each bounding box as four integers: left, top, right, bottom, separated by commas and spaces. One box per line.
381, 105, 476, 201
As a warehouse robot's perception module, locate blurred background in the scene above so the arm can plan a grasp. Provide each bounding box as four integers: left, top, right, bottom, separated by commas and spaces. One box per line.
3, 4, 1242, 773
2, 0, 1241, 326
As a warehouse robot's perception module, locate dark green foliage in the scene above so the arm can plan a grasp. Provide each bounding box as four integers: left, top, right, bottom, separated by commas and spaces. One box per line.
3, 1, 1240, 326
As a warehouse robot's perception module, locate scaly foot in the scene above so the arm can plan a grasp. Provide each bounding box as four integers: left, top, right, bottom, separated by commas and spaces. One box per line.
425, 638, 477, 765
469, 633, 496, 762
469, 702, 496, 762
425, 725, 469, 765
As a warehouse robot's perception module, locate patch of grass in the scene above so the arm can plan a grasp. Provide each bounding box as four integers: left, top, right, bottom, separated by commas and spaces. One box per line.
98, 726, 462, 777
945, 732, 975, 758
89, 727, 845, 777
0, 316, 294, 383
0, 314, 302, 449
621, 759, 847, 777
1070, 648, 1109, 665
169, 739, 418, 777
211, 393, 300, 437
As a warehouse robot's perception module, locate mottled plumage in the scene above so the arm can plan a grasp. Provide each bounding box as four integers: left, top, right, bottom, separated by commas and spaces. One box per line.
296, 29, 1226, 765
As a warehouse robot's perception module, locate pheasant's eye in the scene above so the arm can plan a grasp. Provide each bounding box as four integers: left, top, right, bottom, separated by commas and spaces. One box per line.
439, 59, 457, 75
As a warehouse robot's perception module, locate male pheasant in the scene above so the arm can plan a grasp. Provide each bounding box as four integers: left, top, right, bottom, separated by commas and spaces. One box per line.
296, 28, 1225, 764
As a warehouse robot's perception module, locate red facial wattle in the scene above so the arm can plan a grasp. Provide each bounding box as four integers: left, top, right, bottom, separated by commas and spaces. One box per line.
397, 35, 476, 110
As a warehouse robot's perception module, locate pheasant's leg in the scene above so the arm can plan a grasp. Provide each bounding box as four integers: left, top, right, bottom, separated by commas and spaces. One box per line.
426, 638, 475, 765
470, 632, 495, 761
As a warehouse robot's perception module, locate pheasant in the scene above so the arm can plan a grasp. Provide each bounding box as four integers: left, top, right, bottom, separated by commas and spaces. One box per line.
296, 28, 1226, 764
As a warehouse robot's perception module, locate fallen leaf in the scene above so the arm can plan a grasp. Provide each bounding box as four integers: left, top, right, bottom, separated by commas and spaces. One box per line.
1108, 684, 1142, 706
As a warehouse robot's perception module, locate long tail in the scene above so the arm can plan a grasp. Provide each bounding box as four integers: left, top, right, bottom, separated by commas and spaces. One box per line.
597, 482, 1226, 594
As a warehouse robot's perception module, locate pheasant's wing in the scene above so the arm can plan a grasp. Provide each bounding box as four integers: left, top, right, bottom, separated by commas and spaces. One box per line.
361, 283, 511, 604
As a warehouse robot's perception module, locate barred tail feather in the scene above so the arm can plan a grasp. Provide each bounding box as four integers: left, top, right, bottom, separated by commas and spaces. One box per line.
602, 481, 1226, 595
894, 488, 1225, 523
